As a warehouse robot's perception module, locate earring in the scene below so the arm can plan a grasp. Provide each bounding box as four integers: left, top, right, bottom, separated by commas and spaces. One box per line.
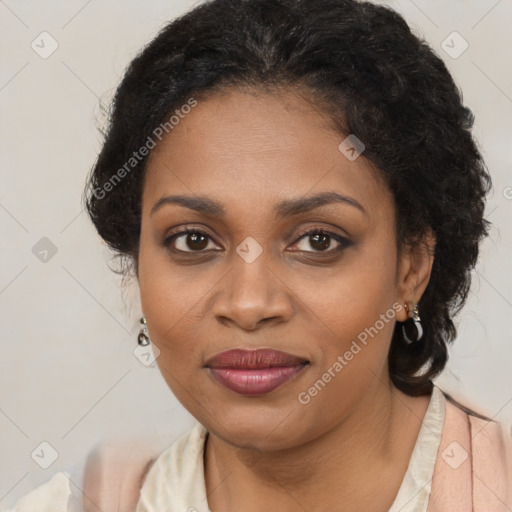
138, 317, 151, 346
402, 303, 423, 344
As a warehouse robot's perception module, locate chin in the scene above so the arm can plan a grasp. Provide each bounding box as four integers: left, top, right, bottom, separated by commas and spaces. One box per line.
200, 401, 315, 452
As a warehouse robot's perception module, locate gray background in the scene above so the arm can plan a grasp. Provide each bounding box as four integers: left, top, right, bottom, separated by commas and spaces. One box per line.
1, 0, 511, 508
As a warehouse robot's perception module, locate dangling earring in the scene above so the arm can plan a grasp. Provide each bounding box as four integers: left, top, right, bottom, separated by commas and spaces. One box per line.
138, 317, 151, 346
402, 303, 423, 344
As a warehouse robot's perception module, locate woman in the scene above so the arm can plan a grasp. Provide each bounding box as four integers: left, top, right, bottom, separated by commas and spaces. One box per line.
8, 0, 512, 510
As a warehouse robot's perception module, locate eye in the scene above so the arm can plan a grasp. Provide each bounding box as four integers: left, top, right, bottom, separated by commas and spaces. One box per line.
290, 228, 351, 253
163, 227, 352, 255
163, 228, 220, 253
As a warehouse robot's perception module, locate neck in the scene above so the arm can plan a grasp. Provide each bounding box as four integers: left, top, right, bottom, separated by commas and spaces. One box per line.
204, 375, 431, 511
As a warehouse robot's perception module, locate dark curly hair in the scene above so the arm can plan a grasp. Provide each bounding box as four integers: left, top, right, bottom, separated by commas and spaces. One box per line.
83, 0, 491, 396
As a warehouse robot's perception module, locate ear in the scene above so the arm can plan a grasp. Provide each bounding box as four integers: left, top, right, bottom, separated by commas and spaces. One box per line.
395, 229, 436, 322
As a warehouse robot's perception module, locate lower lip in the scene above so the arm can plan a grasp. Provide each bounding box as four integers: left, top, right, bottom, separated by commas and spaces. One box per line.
208, 365, 307, 395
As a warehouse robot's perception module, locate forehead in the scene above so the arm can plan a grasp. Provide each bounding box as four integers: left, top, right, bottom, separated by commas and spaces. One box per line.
142, 87, 392, 220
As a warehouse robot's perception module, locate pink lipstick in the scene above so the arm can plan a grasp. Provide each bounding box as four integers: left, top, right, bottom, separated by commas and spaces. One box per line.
205, 348, 309, 396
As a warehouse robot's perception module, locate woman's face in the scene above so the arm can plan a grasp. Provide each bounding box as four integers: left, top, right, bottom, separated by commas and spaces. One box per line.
138, 87, 415, 450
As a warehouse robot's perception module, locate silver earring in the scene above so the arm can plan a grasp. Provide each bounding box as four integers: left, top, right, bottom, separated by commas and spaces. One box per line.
138, 317, 151, 346
402, 303, 423, 344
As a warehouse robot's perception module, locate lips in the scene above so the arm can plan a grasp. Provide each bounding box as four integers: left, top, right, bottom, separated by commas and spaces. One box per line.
205, 348, 309, 396
206, 348, 309, 369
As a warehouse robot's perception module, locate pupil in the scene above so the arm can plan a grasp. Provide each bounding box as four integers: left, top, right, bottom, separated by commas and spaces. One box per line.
311, 233, 329, 251
188, 233, 208, 250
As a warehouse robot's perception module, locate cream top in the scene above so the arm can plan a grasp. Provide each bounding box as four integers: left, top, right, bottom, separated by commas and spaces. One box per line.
6, 385, 446, 512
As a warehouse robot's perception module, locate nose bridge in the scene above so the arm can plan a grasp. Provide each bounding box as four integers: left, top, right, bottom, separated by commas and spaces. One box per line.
232, 248, 272, 298
214, 242, 292, 329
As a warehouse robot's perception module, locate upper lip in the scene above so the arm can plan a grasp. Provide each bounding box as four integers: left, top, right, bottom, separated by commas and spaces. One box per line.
205, 348, 309, 369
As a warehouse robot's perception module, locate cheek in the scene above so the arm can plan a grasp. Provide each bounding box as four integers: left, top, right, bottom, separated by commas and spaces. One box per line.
299, 276, 397, 385
293, 234, 399, 384
292, 267, 398, 430
137, 230, 207, 366
298, 245, 397, 342
138, 250, 208, 409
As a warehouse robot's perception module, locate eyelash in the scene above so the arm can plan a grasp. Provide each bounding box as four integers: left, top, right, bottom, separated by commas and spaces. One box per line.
163, 226, 351, 255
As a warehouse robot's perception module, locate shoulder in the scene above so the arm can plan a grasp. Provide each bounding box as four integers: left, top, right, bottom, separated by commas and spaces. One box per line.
4, 429, 177, 512
442, 389, 512, 460
466, 409, 512, 508
137, 422, 209, 510
5, 471, 72, 512
430, 387, 512, 511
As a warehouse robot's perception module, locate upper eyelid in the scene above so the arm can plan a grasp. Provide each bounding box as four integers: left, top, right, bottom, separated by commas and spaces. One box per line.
294, 227, 348, 240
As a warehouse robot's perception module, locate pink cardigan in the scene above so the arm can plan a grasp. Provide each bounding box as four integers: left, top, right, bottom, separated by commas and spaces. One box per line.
428, 393, 512, 510
81, 391, 512, 511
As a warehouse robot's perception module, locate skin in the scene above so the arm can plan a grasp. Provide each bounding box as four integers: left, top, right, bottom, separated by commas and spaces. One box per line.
138, 86, 435, 511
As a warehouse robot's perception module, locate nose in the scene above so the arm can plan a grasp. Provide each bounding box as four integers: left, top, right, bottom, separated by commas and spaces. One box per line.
212, 252, 294, 331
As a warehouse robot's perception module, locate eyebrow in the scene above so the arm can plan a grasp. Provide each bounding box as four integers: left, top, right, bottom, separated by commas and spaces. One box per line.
150, 191, 366, 218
